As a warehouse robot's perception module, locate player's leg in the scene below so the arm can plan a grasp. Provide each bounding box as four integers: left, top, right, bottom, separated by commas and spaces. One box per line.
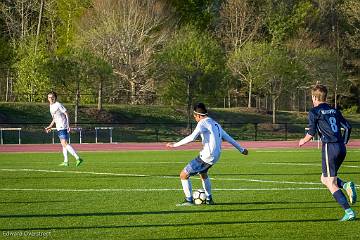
199, 173, 214, 205
344, 181, 357, 205
338, 145, 357, 204
322, 143, 355, 221
58, 130, 69, 166
59, 130, 83, 166
178, 170, 193, 206
322, 176, 355, 221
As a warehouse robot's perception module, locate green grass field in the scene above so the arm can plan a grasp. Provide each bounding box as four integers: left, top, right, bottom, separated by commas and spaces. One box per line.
1, 149, 360, 239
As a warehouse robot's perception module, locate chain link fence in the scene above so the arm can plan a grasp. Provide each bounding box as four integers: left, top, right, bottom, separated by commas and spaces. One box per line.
1, 122, 359, 144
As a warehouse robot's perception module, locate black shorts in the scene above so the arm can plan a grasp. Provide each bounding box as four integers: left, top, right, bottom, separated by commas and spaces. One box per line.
322, 142, 346, 177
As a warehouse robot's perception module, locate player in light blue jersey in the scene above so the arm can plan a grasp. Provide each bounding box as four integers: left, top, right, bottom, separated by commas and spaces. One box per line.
166, 103, 248, 206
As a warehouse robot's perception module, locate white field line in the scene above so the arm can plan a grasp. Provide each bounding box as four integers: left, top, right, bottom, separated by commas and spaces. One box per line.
1, 168, 320, 185
0, 168, 148, 177
263, 162, 360, 168
0, 187, 329, 192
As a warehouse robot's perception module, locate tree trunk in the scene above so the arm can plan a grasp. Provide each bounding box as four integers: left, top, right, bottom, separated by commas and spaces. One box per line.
248, 80, 252, 108
35, 0, 44, 54
186, 79, 191, 129
272, 95, 276, 124
21, 1, 24, 39
98, 81, 103, 111
130, 81, 136, 104
75, 81, 80, 126
5, 69, 9, 102
227, 90, 231, 108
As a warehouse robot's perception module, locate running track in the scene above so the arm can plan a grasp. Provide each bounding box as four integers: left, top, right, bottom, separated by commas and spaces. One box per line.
0, 140, 360, 153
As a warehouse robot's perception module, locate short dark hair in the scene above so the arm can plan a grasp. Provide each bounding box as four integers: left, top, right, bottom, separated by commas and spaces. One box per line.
193, 102, 208, 116
48, 91, 57, 100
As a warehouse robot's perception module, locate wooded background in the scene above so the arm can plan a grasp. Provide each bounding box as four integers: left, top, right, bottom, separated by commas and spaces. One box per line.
0, 0, 359, 124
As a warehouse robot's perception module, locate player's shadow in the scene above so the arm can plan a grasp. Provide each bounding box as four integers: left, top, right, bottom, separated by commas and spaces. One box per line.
215, 200, 336, 206
211, 173, 321, 176
2, 218, 339, 232
0, 205, 335, 220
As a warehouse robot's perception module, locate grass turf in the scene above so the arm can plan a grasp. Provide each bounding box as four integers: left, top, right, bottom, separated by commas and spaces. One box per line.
0, 149, 359, 239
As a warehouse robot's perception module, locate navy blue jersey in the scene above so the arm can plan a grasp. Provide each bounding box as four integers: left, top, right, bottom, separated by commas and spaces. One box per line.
307, 103, 351, 144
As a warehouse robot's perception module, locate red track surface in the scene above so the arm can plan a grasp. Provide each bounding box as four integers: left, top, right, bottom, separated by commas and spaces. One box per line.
0, 140, 359, 153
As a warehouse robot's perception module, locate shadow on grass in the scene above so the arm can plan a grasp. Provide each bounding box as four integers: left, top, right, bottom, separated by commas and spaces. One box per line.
215, 200, 336, 206
0, 205, 335, 219
212, 173, 321, 176
1, 218, 340, 232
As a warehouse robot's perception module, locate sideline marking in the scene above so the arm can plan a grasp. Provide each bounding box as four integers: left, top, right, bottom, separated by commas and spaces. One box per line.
0, 168, 148, 177
0, 187, 329, 192
1, 168, 320, 185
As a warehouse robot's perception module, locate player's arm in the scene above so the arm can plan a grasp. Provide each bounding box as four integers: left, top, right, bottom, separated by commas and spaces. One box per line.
299, 111, 316, 147
299, 133, 313, 147
338, 111, 352, 144
222, 129, 248, 155
45, 119, 55, 133
166, 124, 201, 148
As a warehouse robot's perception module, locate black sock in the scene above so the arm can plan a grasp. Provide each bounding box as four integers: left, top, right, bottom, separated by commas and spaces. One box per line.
332, 189, 350, 210
337, 178, 345, 188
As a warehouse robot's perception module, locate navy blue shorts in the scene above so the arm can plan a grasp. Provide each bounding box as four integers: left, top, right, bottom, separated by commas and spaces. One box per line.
322, 142, 346, 177
184, 156, 213, 176
57, 129, 69, 140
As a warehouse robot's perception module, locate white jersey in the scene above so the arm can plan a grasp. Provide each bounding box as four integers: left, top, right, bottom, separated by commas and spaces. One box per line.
49, 102, 68, 131
173, 117, 244, 165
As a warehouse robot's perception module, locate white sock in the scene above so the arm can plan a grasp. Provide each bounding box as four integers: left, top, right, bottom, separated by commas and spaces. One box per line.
202, 177, 212, 199
65, 144, 79, 160
62, 147, 68, 163
181, 179, 193, 200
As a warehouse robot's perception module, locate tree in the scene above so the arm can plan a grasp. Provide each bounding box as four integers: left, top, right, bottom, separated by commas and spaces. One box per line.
0, 37, 14, 101
215, 0, 262, 52
14, 39, 49, 102
78, 0, 171, 105
339, 0, 360, 110
227, 42, 268, 108
170, 0, 221, 30
156, 25, 225, 128
265, 0, 316, 46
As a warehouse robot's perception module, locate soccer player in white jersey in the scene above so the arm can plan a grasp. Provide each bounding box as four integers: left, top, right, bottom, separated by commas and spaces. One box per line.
45, 91, 83, 167
166, 102, 248, 206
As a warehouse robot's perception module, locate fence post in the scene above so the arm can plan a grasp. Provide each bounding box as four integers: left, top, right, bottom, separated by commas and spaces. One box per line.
155, 128, 159, 142
254, 123, 258, 141
285, 123, 288, 141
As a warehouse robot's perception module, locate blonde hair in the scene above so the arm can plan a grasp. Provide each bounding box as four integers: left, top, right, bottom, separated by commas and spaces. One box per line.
311, 84, 327, 102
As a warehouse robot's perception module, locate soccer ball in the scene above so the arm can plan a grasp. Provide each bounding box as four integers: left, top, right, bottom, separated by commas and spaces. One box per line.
192, 189, 206, 205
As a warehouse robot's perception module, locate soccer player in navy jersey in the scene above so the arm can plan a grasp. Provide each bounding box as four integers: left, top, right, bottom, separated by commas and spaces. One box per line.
299, 84, 356, 221
166, 103, 248, 206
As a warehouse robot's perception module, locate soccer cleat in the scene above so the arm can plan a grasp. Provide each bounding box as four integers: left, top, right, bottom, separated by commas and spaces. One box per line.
176, 199, 194, 207
76, 158, 84, 167
344, 182, 357, 205
340, 209, 356, 222
205, 198, 215, 205
59, 162, 69, 167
